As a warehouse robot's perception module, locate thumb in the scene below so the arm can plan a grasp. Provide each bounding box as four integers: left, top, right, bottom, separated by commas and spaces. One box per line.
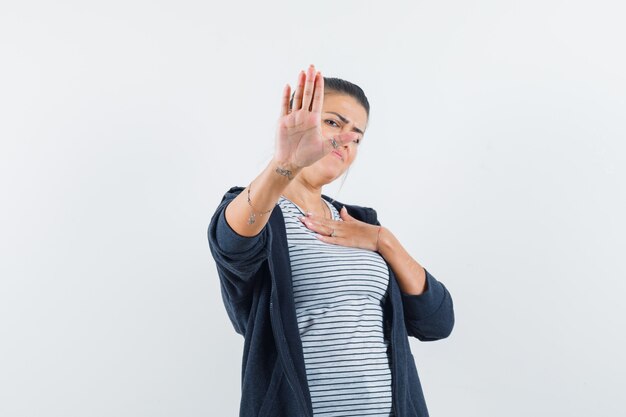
340, 206, 354, 221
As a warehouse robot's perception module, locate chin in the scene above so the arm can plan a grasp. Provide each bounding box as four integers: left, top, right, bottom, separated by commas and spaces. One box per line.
306, 159, 348, 185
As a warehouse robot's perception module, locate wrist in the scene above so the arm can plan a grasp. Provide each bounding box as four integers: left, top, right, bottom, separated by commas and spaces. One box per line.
271, 157, 302, 180
376, 226, 394, 255
374, 225, 383, 252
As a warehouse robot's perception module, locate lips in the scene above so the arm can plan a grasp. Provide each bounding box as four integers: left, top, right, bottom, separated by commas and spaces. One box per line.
331, 150, 344, 161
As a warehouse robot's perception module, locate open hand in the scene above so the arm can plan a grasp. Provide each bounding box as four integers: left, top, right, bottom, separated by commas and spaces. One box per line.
273, 65, 360, 172
299, 206, 382, 252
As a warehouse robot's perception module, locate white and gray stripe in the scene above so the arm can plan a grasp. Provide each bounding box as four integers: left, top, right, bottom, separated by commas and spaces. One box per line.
279, 196, 394, 417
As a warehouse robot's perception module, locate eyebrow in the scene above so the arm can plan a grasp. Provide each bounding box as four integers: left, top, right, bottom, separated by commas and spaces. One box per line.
325, 111, 364, 136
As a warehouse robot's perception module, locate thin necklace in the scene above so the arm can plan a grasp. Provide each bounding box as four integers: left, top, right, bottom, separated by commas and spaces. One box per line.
283, 195, 329, 220
321, 199, 330, 220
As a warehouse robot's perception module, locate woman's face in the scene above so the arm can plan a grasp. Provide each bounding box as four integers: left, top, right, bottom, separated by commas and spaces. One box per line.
306, 92, 368, 184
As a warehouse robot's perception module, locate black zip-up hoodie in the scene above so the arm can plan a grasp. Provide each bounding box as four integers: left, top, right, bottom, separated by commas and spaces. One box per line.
208, 187, 455, 416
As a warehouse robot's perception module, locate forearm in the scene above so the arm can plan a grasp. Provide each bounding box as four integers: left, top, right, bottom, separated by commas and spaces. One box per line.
225, 159, 300, 237
377, 227, 427, 295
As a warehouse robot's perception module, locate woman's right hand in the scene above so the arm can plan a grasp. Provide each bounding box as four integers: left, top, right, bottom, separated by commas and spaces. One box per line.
273, 65, 359, 174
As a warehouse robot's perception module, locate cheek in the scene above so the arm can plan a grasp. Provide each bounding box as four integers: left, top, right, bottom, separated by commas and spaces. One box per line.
347, 146, 358, 163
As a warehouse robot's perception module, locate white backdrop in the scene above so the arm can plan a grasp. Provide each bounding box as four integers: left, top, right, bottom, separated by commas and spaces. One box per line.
1, 1, 625, 416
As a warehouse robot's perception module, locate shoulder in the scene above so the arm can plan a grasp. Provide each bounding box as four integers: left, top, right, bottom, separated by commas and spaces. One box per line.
323, 195, 380, 226
220, 186, 245, 202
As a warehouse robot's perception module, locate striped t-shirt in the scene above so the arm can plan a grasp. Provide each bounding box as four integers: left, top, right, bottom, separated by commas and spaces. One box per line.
278, 196, 395, 417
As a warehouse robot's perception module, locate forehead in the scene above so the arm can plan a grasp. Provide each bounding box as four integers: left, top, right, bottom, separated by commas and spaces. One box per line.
322, 93, 368, 131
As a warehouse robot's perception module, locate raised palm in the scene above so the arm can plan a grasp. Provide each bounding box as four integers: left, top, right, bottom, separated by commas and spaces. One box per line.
274, 65, 356, 170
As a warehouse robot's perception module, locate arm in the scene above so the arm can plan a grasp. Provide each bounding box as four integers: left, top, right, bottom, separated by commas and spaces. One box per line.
224, 65, 357, 238
398, 268, 455, 341
208, 157, 300, 302
208, 65, 359, 319
377, 228, 454, 341
300, 208, 455, 341
208, 189, 269, 335
377, 227, 427, 295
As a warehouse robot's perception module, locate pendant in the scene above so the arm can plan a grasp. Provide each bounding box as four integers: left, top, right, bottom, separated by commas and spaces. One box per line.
248, 212, 256, 225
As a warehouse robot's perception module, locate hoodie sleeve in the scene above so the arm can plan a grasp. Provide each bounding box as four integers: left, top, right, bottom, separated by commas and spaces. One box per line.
207, 187, 272, 333
400, 268, 455, 341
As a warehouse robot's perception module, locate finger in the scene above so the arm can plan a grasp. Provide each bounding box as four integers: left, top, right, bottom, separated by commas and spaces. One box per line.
302, 65, 316, 112
304, 212, 334, 227
310, 71, 324, 113
292, 70, 305, 110
280, 84, 291, 116
314, 233, 341, 245
299, 215, 334, 234
299, 216, 319, 234
339, 206, 354, 221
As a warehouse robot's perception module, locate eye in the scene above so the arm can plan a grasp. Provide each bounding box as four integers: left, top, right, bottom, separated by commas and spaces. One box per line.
353, 138, 362, 145
324, 119, 340, 128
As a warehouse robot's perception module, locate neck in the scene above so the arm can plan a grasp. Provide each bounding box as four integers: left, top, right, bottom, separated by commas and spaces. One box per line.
282, 173, 326, 216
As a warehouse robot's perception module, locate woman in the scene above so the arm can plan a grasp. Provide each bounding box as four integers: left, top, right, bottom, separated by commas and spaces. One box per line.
208, 64, 454, 417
